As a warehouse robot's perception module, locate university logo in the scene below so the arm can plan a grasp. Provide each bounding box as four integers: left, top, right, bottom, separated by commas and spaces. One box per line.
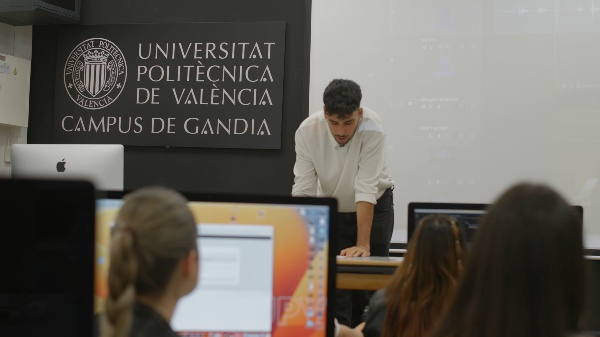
64, 38, 127, 110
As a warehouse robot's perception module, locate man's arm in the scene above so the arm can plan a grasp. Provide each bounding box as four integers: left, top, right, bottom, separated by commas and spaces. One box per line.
342, 122, 389, 257
292, 130, 318, 196
340, 201, 373, 257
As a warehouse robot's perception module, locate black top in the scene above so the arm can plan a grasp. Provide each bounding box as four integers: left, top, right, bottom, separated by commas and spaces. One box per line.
94, 303, 178, 337
363, 289, 387, 337
131, 302, 179, 337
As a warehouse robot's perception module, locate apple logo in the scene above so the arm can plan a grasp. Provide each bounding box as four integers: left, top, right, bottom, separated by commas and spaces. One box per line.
56, 159, 66, 172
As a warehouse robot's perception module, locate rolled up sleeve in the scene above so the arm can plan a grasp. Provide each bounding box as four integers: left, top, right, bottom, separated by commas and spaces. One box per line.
354, 130, 385, 205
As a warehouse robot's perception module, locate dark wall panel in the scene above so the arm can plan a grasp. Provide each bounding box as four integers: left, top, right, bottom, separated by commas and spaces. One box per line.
30, 0, 312, 195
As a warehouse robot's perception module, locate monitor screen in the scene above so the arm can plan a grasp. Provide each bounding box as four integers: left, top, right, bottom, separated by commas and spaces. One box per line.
95, 193, 337, 337
407, 202, 488, 244
0, 179, 95, 337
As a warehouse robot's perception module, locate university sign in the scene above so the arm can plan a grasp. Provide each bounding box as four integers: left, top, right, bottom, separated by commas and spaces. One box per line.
53, 22, 286, 149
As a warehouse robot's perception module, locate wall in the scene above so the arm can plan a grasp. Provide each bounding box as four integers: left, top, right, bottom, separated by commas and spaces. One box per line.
29, 0, 312, 194
0, 22, 30, 178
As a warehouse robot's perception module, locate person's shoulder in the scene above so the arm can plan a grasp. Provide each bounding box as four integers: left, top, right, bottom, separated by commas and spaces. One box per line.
132, 303, 178, 337
361, 106, 377, 116
370, 288, 386, 306
297, 111, 326, 132
358, 107, 385, 135
361, 107, 383, 123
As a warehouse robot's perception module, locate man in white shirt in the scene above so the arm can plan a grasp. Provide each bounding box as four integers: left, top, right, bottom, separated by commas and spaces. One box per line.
292, 79, 394, 326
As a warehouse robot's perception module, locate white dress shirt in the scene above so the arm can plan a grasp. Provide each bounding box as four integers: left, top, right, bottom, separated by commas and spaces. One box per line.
292, 107, 394, 212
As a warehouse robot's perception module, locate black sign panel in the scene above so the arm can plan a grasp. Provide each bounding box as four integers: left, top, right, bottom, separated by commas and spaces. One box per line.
53, 22, 286, 149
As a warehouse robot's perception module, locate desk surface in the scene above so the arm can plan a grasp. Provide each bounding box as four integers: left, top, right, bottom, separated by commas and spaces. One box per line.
336, 256, 403, 290
336, 256, 403, 266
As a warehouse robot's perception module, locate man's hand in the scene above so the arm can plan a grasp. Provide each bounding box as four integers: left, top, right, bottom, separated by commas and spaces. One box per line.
340, 245, 370, 257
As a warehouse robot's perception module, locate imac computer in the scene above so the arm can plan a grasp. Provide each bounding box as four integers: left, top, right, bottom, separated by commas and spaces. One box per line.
95, 192, 338, 337
11, 144, 124, 191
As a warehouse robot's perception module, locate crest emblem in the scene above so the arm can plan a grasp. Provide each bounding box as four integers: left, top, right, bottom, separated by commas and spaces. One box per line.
64, 38, 127, 110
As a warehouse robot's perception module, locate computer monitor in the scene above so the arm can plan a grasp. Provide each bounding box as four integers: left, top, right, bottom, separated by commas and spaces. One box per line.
407, 202, 584, 246
95, 192, 337, 337
11, 144, 124, 191
407, 202, 488, 245
0, 179, 95, 337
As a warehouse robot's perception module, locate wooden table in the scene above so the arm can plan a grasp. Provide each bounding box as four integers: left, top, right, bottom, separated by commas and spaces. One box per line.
336, 256, 403, 290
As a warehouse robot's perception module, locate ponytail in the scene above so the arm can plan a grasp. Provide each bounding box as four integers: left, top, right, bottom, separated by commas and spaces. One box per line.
102, 228, 138, 337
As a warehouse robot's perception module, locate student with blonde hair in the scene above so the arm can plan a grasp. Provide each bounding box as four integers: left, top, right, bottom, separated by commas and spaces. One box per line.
363, 214, 466, 337
101, 187, 199, 337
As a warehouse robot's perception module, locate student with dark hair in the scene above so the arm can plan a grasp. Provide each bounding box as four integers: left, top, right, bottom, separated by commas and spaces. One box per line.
362, 214, 466, 337
429, 183, 587, 337
292, 78, 394, 326
101, 187, 199, 337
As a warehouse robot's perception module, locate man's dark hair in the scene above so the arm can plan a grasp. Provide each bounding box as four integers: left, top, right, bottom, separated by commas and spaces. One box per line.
323, 79, 362, 117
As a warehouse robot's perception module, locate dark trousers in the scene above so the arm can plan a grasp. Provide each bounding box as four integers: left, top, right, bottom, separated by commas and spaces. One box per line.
334, 187, 394, 327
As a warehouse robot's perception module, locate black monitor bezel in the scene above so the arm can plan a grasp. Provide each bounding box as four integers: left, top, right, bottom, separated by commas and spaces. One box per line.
407, 202, 594, 255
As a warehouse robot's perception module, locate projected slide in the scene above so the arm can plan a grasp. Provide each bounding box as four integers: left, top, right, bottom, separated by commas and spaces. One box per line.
495, 0, 600, 33
310, 0, 600, 248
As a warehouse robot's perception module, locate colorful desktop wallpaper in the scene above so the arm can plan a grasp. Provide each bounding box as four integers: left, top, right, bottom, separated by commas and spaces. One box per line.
95, 200, 331, 337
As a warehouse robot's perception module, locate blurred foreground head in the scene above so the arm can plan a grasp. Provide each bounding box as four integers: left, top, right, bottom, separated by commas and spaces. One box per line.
103, 186, 198, 337
430, 182, 585, 337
